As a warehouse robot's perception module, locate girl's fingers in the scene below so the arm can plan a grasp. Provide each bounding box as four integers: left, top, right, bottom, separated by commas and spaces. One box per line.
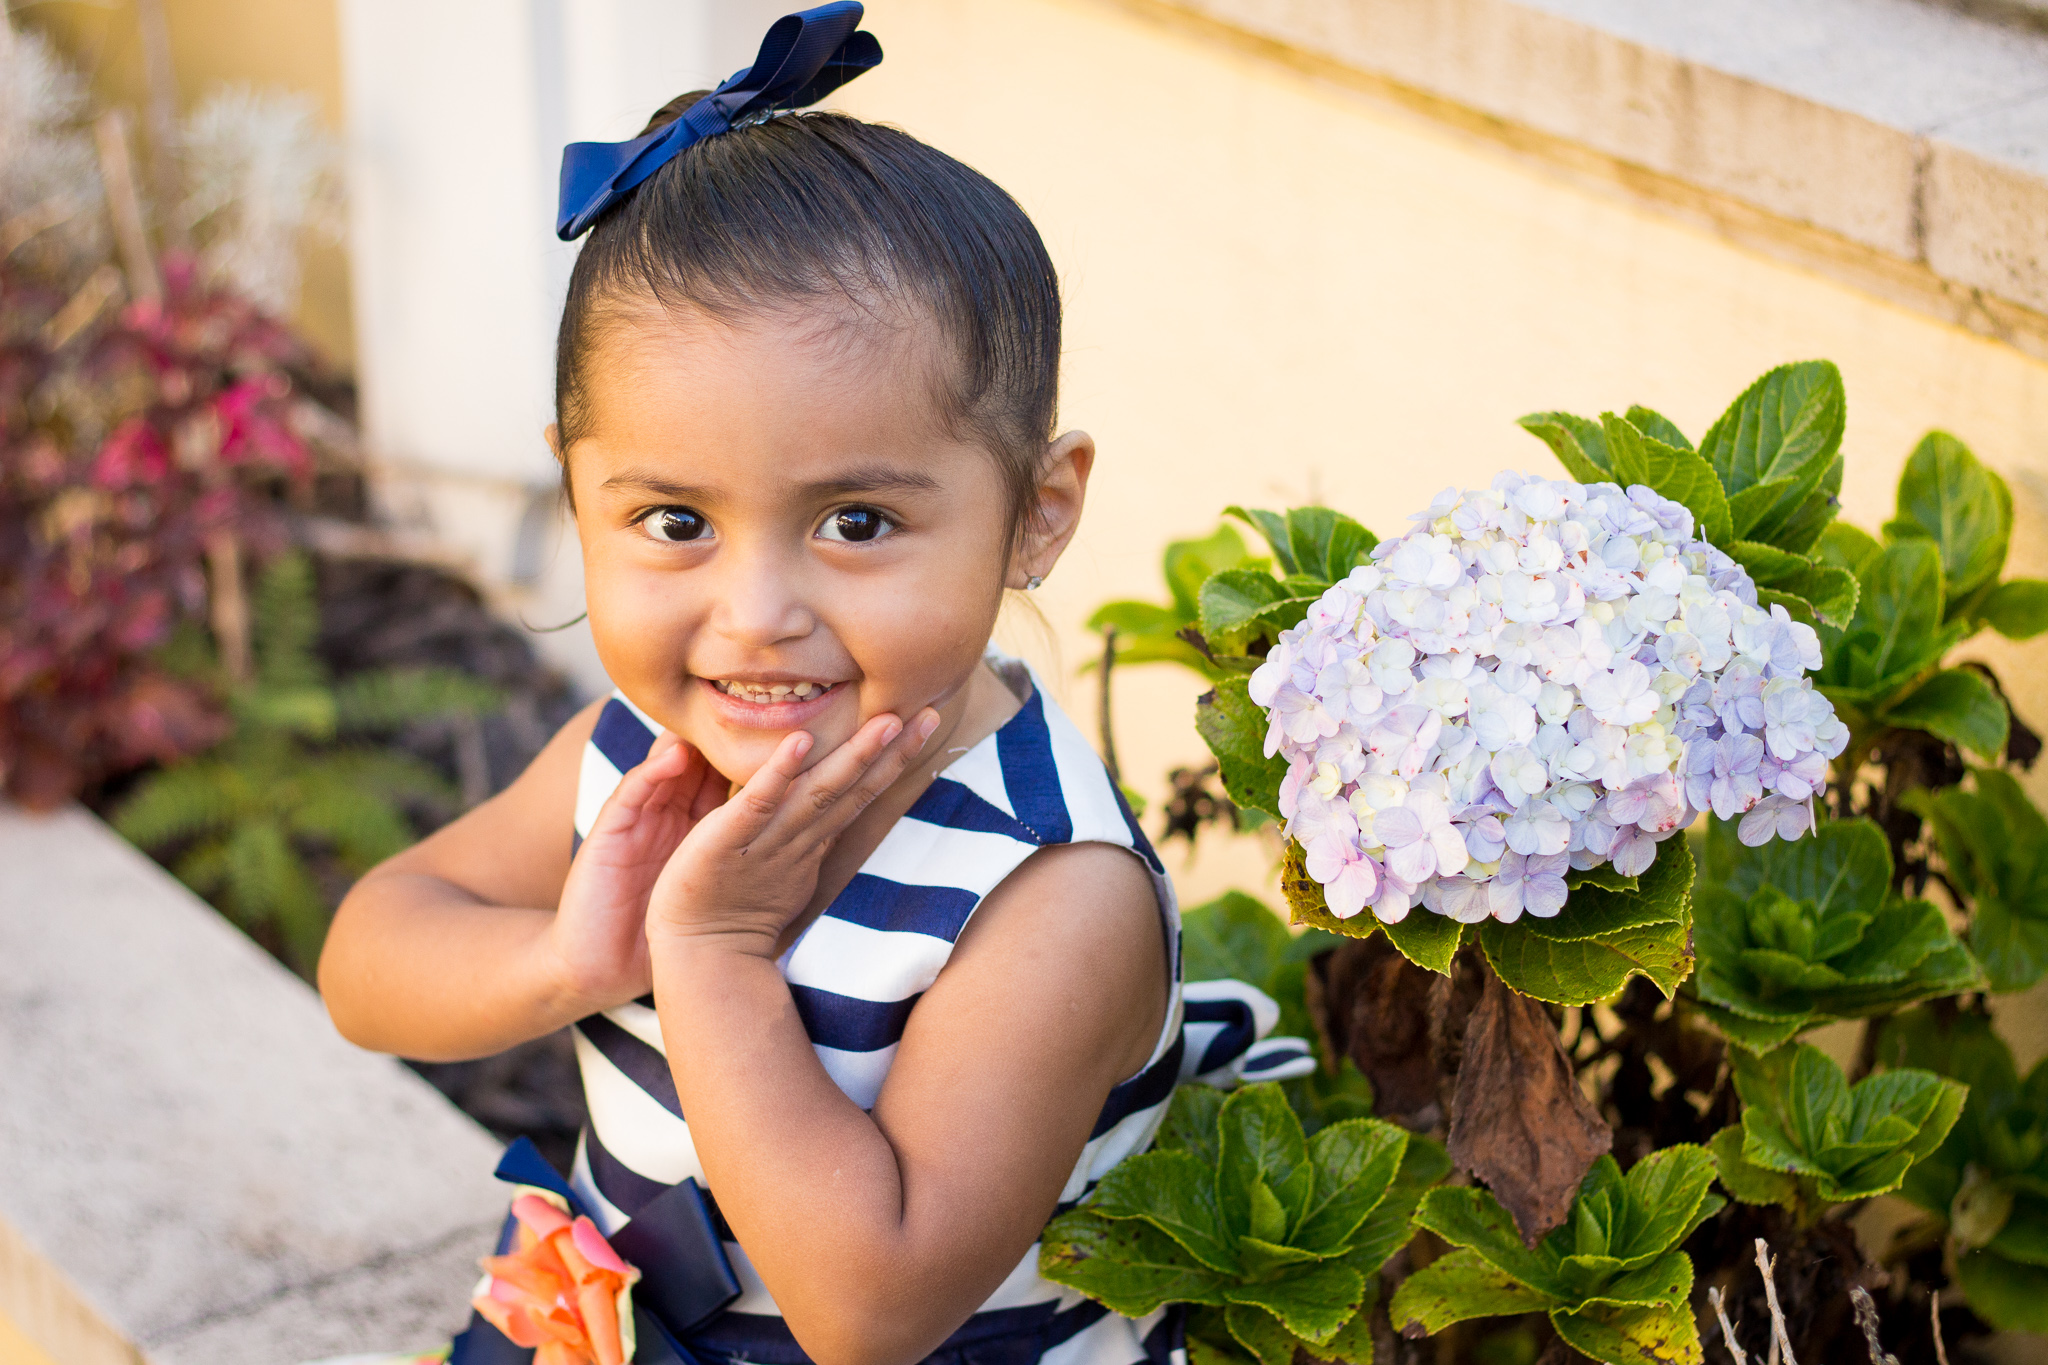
774, 708, 940, 840
833, 707, 940, 821
729, 729, 815, 832
591, 732, 693, 832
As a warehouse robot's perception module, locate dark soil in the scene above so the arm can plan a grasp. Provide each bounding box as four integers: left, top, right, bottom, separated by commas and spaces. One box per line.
307, 547, 591, 1170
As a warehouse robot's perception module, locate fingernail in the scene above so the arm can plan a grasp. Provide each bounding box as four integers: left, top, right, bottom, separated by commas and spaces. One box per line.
793, 732, 814, 758
880, 718, 904, 746
918, 711, 941, 741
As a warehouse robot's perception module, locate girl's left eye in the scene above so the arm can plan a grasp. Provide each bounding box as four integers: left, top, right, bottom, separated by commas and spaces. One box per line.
817, 507, 895, 543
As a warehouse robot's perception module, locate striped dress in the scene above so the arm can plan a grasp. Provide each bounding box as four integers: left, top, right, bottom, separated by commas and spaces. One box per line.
563, 658, 1311, 1365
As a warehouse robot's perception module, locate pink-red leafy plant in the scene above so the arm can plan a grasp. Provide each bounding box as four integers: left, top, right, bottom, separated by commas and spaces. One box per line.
1, 251, 311, 806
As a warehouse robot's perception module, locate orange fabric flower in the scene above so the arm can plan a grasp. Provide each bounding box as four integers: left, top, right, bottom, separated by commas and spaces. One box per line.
472, 1193, 640, 1365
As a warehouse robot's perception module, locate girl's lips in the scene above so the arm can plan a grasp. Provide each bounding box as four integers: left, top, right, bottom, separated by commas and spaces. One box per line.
697, 676, 849, 730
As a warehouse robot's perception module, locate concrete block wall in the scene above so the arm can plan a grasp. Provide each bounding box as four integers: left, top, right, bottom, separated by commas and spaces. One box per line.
0, 806, 508, 1364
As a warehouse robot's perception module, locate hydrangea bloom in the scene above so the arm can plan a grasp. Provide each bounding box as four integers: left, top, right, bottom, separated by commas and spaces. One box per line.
1249, 473, 1849, 926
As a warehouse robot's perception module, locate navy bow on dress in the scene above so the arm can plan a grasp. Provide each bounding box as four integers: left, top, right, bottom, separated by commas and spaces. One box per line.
555, 2, 883, 241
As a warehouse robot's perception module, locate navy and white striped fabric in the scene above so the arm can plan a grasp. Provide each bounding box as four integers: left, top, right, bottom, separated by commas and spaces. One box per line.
566, 657, 1311, 1364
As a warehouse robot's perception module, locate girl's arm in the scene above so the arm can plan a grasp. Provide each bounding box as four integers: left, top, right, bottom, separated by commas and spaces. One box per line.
644, 727, 1169, 1365
322, 697, 726, 1061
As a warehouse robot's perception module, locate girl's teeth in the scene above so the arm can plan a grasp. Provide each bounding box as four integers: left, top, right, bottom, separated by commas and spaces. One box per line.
718, 680, 825, 702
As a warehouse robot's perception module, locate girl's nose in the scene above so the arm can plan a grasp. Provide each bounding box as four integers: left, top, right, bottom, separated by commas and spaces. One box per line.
708, 541, 817, 647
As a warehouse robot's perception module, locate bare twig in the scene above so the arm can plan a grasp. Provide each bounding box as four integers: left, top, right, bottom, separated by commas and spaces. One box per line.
2, 194, 81, 257
1931, 1289, 1950, 1365
93, 110, 163, 304
1097, 625, 1122, 787
205, 531, 251, 683
1709, 1286, 1749, 1365
1849, 1286, 1899, 1365
41, 264, 123, 348
133, 0, 186, 246
1755, 1239, 1798, 1365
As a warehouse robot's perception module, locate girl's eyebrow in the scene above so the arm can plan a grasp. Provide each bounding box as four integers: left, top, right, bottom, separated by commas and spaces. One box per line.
598, 465, 941, 500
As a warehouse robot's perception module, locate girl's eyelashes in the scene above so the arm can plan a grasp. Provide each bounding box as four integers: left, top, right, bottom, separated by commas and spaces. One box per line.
638, 506, 712, 543
816, 506, 896, 544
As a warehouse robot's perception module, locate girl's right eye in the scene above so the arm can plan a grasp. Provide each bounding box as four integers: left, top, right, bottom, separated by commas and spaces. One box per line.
640, 507, 711, 543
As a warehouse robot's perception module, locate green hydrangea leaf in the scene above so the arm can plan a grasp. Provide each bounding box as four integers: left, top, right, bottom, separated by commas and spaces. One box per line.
1220, 1305, 1296, 1365
1988, 1192, 2048, 1268
1958, 1248, 2048, 1333
1519, 411, 1613, 484
1818, 521, 1883, 578
1388, 1247, 1561, 1337
1726, 478, 1801, 543
1709, 816, 1889, 921
1415, 1186, 1572, 1300
1687, 996, 1810, 1054
1709, 1126, 1801, 1209
1624, 406, 1693, 452
1220, 1259, 1366, 1344
1890, 431, 2012, 602
1698, 360, 1846, 546
1606, 1145, 1722, 1263
1774, 453, 1847, 556
1602, 412, 1731, 544
1196, 679, 1287, 821
1526, 835, 1692, 942
1181, 892, 1293, 990
1566, 864, 1641, 894
1480, 915, 1694, 1007
1156, 1083, 1227, 1168
1292, 1119, 1408, 1254
1344, 1135, 1453, 1277
1218, 1084, 1314, 1240
1038, 1209, 1230, 1315
1840, 539, 1948, 692
1568, 1250, 1694, 1311
1301, 1285, 1379, 1361
1549, 1300, 1704, 1365
1237, 1234, 1327, 1278
1089, 1149, 1236, 1273
1880, 668, 2009, 759
1979, 578, 2048, 640
1198, 569, 1288, 640
1382, 905, 1466, 973
1163, 526, 1258, 618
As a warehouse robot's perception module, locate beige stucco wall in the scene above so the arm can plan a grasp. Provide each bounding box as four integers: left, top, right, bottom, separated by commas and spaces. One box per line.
837, 0, 2048, 929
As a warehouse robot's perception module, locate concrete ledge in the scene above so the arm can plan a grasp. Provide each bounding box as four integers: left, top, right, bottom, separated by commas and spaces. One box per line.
0, 805, 507, 1364
1139, 0, 2048, 349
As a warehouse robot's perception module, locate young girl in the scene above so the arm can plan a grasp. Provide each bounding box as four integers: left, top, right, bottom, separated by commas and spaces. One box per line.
321, 9, 1293, 1364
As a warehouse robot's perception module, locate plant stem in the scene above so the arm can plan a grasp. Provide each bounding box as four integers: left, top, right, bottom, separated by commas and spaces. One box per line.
1098, 625, 1122, 787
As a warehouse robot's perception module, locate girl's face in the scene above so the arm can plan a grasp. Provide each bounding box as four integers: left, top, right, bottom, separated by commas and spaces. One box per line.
562, 306, 1075, 784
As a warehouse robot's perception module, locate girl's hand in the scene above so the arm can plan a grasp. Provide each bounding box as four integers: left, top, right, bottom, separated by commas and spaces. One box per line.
646, 708, 942, 958
547, 733, 727, 1010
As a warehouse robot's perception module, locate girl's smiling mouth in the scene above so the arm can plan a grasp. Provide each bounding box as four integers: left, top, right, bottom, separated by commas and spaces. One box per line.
701, 677, 850, 729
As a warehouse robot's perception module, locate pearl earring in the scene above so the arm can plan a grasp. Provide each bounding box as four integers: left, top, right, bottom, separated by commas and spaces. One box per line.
1025, 575, 1044, 591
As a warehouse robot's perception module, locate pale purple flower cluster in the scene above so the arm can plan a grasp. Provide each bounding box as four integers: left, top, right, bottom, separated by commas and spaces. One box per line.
1247, 473, 1849, 926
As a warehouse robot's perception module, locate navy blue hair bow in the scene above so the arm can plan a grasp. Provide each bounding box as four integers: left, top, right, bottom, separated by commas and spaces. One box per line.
555, 2, 882, 241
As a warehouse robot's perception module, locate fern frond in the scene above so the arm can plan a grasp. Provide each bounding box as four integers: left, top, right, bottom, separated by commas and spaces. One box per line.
290, 773, 414, 870
252, 552, 328, 691
235, 682, 338, 741
114, 762, 240, 849
317, 747, 458, 807
174, 839, 230, 895
334, 667, 501, 733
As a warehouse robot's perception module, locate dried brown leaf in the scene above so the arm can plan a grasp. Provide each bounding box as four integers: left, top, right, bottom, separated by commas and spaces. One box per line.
1447, 967, 1613, 1246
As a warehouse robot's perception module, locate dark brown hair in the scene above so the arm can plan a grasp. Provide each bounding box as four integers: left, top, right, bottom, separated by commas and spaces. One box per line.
554, 94, 1062, 535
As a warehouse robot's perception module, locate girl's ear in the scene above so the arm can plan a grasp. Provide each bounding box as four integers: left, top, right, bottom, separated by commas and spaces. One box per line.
1010, 429, 1095, 590
545, 422, 564, 463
